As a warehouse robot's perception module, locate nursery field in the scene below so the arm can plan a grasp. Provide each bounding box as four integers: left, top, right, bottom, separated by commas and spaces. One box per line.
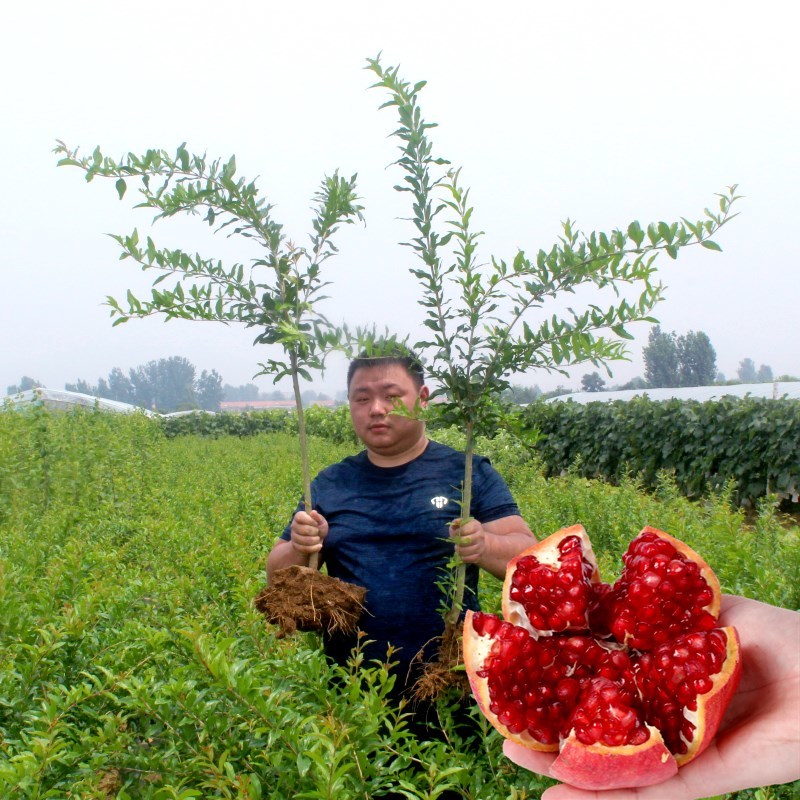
0, 408, 798, 799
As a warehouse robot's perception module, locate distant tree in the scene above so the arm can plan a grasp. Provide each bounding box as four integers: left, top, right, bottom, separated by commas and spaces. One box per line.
757, 364, 774, 382
644, 327, 717, 388
618, 376, 648, 391
196, 369, 224, 411
108, 367, 134, 403
737, 358, 758, 383
502, 384, 543, 404
643, 326, 680, 388
159, 357, 197, 411
268, 389, 289, 401
301, 389, 318, 403
676, 330, 717, 387
715, 371, 727, 384
96, 377, 112, 399
7, 376, 42, 394
776, 374, 799, 382
581, 372, 606, 392
128, 362, 158, 409
64, 378, 95, 395
223, 383, 261, 401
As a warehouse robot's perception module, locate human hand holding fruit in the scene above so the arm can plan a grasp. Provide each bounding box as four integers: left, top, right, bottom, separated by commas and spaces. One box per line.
502, 594, 800, 799
462, 525, 782, 792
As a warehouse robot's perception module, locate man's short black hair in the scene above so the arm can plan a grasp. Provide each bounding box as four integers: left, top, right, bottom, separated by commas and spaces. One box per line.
347, 346, 424, 391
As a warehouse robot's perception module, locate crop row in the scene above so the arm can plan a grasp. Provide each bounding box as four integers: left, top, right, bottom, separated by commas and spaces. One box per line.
160, 396, 800, 507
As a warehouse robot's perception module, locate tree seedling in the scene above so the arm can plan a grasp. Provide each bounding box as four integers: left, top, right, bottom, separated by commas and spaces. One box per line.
55, 141, 367, 634
366, 55, 738, 694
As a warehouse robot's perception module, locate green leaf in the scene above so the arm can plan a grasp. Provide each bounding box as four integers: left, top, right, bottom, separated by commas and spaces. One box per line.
115, 178, 127, 200
700, 240, 723, 252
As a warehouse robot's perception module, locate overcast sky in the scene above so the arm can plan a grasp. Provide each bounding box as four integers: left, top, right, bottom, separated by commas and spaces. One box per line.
2, 1, 798, 397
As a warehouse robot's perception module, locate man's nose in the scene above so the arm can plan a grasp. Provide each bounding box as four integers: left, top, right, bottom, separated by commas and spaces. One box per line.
369, 398, 388, 415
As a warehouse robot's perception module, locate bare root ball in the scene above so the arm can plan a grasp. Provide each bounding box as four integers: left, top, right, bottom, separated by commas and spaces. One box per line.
255, 565, 366, 637
412, 619, 471, 702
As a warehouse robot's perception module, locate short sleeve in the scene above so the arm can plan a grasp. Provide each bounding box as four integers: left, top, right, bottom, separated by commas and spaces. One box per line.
470, 456, 520, 523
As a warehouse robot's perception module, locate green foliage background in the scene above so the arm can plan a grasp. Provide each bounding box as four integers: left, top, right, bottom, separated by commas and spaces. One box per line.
520, 396, 800, 506
159, 396, 800, 507
0, 408, 797, 798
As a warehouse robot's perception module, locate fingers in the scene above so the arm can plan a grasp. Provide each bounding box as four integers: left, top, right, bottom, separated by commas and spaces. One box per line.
503, 740, 556, 774
450, 517, 485, 562
291, 509, 328, 554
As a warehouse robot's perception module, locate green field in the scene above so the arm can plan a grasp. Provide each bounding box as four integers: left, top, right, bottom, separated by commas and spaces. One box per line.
1, 408, 797, 798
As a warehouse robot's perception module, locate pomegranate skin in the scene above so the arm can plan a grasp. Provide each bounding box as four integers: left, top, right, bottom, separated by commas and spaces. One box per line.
550, 726, 678, 790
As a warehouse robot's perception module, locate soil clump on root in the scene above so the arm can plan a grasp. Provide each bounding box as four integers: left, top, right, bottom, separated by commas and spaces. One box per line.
255, 565, 366, 637
412, 619, 470, 701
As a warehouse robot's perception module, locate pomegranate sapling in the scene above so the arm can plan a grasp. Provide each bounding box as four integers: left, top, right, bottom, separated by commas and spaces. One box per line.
367, 55, 738, 694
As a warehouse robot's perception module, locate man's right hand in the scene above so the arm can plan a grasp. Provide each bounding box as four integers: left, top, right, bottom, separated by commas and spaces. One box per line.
290, 509, 329, 555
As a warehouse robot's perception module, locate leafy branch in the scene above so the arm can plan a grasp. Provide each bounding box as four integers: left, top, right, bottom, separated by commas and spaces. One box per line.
55, 141, 364, 553
366, 56, 739, 625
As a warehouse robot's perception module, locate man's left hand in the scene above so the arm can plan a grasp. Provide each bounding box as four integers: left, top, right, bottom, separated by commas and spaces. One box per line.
450, 517, 486, 563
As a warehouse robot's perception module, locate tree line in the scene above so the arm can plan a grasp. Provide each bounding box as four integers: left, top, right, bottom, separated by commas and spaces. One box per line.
65, 357, 224, 412
5, 359, 342, 413
6, 357, 223, 413
6, 333, 794, 409
522, 326, 793, 397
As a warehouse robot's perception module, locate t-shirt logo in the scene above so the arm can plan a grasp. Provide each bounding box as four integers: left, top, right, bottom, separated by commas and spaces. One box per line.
430, 495, 449, 509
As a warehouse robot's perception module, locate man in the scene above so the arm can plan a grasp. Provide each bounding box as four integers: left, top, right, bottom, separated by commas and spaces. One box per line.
266, 348, 535, 697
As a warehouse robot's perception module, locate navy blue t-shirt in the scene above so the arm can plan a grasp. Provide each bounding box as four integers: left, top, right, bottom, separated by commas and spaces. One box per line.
281, 439, 520, 691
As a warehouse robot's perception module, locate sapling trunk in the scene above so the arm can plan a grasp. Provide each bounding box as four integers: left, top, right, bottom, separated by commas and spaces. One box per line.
446, 419, 475, 627
289, 348, 318, 570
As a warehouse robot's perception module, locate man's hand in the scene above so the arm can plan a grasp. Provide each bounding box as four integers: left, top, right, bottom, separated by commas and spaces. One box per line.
450, 517, 487, 563
290, 509, 329, 555
450, 514, 535, 580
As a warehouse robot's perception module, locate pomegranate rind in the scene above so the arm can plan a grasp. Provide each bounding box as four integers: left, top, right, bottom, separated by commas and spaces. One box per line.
674, 625, 742, 766
550, 725, 678, 790
502, 524, 601, 637
462, 610, 557, 752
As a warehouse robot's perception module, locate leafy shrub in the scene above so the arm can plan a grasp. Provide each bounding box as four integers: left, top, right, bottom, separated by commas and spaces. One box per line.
520, 395, 800, 506
160, 409, 297, 439
2, 409, 795, 798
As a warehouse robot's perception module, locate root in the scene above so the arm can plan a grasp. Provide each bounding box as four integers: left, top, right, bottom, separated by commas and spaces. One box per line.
411, 619, 470, 702
254, 565, 366, 637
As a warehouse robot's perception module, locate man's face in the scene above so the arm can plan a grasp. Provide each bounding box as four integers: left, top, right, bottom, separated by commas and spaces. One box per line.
348, 364, 429, 458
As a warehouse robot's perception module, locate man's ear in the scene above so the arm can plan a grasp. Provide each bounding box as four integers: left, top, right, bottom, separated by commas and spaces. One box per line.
419, 385, 430, 405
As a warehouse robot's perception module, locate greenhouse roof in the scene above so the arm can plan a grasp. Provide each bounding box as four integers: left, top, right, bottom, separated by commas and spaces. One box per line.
547, 381, 800, 405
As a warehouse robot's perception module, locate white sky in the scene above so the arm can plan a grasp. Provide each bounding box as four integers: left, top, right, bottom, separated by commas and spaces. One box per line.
2, 1, 798, 396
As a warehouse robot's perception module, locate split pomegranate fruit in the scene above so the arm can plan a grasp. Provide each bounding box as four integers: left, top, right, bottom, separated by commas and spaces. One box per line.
463, 525, 742, 791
